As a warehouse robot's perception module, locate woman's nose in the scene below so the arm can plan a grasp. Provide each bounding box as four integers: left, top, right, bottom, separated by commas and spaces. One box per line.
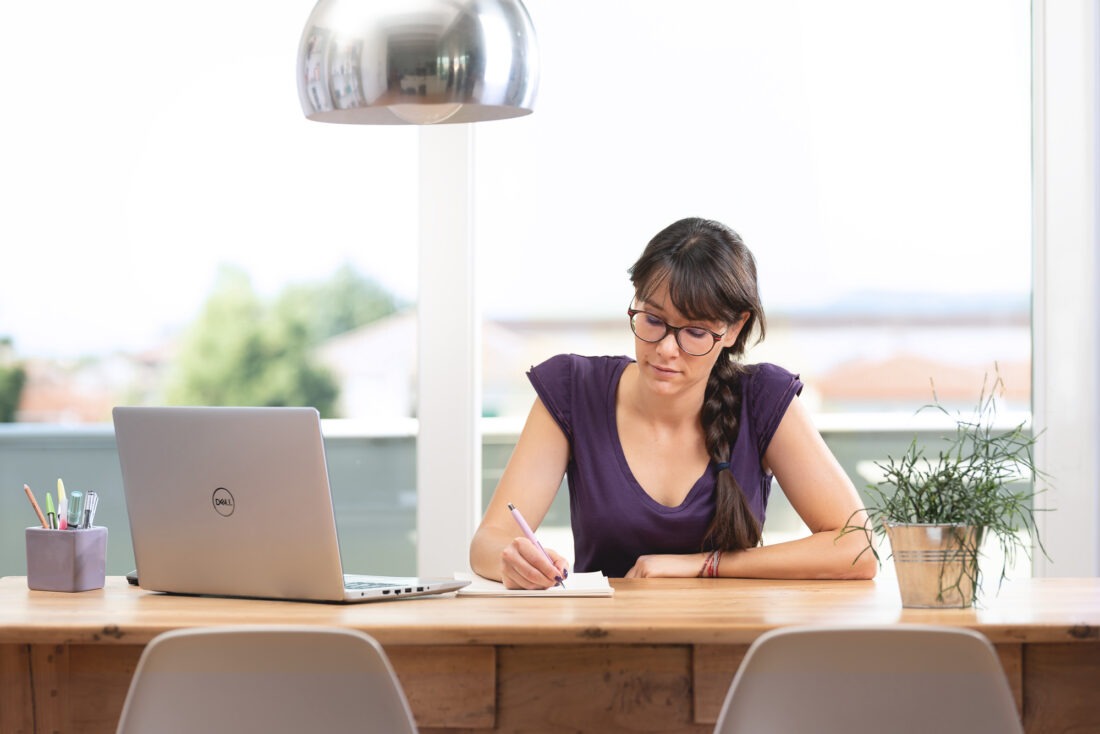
656, 329, 681, 356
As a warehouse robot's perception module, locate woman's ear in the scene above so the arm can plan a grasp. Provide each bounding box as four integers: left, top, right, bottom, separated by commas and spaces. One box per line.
723, 313, 750, 348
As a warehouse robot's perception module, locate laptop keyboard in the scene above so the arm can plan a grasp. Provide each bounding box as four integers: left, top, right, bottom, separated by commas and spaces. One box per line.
344, 579, 400, 590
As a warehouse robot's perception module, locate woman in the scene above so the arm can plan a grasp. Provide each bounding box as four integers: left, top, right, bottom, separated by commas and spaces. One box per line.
470, 217, 876, 588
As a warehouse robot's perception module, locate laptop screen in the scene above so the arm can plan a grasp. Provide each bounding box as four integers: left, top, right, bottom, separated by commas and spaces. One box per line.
113, 406, 350, 601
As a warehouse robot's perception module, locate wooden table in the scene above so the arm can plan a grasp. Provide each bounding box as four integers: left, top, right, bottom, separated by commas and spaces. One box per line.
1, 575, 1097, 733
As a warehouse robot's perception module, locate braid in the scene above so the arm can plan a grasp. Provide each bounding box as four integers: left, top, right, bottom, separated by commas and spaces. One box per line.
627, 217, 768, 552
701, 350, 761, 551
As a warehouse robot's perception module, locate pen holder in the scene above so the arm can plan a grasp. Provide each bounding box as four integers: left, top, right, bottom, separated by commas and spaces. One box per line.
25, 526, 108, 592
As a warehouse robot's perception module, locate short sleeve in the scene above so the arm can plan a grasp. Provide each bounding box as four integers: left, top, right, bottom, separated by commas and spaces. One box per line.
744, 363, 803, 456
527, 354, 576, 441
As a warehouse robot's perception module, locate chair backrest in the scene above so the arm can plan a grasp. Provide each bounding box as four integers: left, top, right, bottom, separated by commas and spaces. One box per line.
713, 625, 1023, 734
116, 625, 418, 734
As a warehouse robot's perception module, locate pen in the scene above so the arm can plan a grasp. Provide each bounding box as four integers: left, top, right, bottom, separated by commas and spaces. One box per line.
24, 484, 48, 529
57, 479, 68, 530
45, 492, 57, 530
83, 491, 99, 529
507, 503, 565, 588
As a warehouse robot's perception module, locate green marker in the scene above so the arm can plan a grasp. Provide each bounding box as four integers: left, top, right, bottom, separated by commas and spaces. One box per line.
45, 493, 57, 529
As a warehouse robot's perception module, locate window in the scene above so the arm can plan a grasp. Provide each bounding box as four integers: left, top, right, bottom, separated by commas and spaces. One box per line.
4, 2, 1082, 581
0, 1, 422, 575
476, 0, 1033, 574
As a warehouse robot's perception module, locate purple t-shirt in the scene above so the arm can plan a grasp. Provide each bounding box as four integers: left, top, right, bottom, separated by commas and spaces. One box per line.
527, 354, 802, 577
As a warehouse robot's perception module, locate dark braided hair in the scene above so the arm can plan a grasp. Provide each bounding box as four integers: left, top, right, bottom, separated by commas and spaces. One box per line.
628, 217, 767, 552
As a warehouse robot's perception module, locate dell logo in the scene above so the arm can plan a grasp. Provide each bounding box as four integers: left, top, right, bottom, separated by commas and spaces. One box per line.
212, 487, 235, 517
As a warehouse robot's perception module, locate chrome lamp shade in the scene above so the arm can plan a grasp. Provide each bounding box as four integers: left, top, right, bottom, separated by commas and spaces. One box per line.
297, 0, 539, 125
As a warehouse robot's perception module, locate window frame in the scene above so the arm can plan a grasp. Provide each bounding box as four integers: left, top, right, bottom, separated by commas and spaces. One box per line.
415, 1, 1100, 578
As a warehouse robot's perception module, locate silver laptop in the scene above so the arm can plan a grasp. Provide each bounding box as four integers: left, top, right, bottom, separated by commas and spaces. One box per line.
112, 406, 469, 603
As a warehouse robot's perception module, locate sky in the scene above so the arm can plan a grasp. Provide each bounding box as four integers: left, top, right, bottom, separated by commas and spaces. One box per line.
0, 1, 1031, 358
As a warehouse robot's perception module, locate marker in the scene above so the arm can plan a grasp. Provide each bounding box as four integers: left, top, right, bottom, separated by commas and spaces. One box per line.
24, 484, 48, 529
45, 493, 57, 530
67, 490, 86, 529
57, 479, 68, 530
507, 503, 565, 588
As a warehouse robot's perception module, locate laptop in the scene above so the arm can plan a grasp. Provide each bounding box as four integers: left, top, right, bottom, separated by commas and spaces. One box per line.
112, 406, 469, 603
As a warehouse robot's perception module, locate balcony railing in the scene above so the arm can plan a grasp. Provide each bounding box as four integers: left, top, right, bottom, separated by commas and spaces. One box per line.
0, 413, 1033, 579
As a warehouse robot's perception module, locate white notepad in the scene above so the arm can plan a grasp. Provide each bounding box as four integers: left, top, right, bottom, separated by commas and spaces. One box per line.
455, 571, 614, 597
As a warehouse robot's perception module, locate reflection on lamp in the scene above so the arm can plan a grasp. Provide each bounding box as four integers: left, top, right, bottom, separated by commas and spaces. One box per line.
297, 0, 539, 125
389, 103, 464, 125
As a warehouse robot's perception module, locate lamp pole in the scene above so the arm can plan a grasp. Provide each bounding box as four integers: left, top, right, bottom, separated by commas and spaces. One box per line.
416, 124, 482, 576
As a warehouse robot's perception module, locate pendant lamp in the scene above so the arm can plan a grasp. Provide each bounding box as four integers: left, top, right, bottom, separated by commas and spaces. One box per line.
297, 0, 539, 125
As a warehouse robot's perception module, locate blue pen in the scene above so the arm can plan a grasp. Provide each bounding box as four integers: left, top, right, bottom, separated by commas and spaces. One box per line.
507, 503, 565, 588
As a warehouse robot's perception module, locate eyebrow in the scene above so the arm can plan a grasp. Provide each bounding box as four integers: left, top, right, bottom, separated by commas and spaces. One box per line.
637, 302, 721, 330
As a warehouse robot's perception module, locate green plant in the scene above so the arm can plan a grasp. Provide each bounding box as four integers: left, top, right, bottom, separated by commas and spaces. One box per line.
0, 337, 26, 422
846, 372, 1050, 602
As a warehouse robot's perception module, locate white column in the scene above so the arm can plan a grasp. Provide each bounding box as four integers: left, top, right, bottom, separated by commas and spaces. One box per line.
1031, 0, 1100, 576
416, 124, 482, 577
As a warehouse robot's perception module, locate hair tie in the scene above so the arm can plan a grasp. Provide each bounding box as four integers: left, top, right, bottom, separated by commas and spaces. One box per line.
716, 461, 730, 472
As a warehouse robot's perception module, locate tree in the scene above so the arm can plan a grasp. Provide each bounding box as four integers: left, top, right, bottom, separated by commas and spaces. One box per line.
0, 338, 26, 422
275, 262, 402, 343
165, 266, 339, 414
164, 264, 399, 417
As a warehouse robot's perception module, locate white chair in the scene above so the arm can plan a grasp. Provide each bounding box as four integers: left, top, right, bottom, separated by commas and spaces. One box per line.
713, 625, 1023, 734
116, 626, 418, 734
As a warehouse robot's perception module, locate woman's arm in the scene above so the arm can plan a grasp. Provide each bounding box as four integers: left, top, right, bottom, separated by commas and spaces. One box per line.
469, 398, 572, 588
746, 395, 877, 579
626, 397, 877, 579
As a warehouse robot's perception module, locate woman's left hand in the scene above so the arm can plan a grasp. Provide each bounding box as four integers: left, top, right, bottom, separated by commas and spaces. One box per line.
624, 553, 707, 578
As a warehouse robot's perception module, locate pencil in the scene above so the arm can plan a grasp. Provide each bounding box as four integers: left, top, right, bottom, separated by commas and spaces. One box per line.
24, 484, 48, 529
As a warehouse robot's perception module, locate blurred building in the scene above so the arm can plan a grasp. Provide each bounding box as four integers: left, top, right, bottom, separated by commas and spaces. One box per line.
12, 294, 1029, 423
316, 296, 1030, 420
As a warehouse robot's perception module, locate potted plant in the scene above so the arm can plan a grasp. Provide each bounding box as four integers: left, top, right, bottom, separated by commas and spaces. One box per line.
845, 372, 1050, 608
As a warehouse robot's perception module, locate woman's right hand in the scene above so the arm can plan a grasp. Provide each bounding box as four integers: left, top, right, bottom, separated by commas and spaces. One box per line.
500, 536, 570, 589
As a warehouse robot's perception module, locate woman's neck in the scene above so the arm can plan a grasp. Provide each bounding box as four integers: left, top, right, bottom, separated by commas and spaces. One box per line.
619, 363, 706, 430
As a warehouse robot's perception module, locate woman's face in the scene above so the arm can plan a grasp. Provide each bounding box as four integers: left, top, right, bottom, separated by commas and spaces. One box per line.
631, 284, 747, 397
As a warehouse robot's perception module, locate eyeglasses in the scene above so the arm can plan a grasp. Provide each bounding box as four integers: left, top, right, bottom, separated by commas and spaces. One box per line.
627, 308, 727, 356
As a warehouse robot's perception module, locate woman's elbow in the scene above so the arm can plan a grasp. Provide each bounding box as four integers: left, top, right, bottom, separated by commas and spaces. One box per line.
843, 550, 878, 580
829, 530, 879, 580
468, 528, 495, 579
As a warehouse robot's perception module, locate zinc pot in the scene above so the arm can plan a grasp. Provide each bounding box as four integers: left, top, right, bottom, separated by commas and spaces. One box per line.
885, 523, 983, 608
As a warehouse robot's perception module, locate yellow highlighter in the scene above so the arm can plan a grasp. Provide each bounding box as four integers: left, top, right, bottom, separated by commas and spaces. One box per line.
57, 478, 68, 530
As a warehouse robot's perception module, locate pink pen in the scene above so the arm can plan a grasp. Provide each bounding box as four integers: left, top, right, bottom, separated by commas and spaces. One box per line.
507, 503, 565, 588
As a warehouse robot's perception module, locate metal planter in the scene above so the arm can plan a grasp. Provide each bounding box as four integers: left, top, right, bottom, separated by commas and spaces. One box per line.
886, 523, 983, 608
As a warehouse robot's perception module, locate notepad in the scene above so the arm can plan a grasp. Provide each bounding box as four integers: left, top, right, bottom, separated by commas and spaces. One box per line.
454, 571, 614, 597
